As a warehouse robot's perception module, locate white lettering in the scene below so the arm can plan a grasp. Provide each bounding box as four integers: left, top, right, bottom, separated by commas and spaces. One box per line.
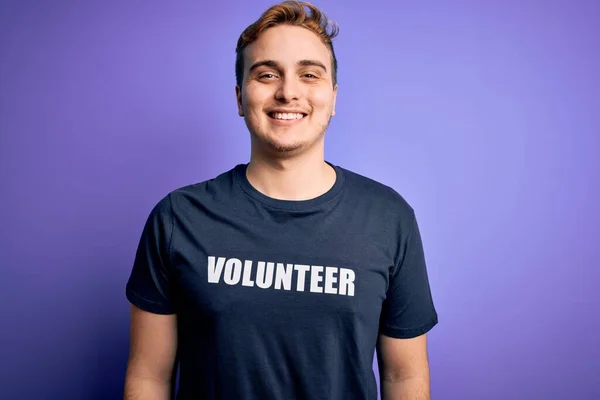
310, 266, 324, 293
256, 261, 274, 289
223, 258, 242, 285
324, 267, 338, 294
207, 256, 226, 283
207, 257, 355, 296
274, 263, 293, 290
339, 268, 355, 296
294, 264, 310, 292
242, 260, 255, 287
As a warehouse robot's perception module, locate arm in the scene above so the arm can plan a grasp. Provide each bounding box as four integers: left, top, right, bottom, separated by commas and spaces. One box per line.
376, 333, 431, 400
124, 305, 178, 400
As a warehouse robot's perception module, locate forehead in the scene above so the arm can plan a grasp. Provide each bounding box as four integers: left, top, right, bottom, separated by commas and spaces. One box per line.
245, 25, 331, 66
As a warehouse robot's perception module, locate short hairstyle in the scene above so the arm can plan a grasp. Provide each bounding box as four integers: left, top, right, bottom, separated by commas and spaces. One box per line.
235, 1, 339, 88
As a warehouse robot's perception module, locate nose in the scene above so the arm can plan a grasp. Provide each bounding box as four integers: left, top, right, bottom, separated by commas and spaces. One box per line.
275, 77, 301, 102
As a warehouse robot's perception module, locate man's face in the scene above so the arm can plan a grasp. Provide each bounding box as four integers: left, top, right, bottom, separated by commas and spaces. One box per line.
236, 25, 337, 156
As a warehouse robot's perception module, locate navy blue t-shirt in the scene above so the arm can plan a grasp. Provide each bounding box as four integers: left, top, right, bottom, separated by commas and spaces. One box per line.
126, 162, 438, 400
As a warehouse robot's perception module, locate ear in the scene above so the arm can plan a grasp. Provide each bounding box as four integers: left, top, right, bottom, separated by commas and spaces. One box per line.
236, 85, 244, 117
331, 84, 338, 116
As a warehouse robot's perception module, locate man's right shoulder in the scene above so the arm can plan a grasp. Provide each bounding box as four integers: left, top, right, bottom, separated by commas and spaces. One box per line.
150, 166, 238, 214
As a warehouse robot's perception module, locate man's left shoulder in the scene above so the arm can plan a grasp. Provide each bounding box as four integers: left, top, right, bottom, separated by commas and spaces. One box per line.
338, 166, 415, 215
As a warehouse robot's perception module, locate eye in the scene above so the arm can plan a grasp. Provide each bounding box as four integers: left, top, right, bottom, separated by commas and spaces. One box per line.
304, 74, 317, 79
259, 73, 277, 79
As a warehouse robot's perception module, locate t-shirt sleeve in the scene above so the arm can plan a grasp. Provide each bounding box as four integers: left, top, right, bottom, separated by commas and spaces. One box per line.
125, 194, 175, 315
379, 212, 438, 338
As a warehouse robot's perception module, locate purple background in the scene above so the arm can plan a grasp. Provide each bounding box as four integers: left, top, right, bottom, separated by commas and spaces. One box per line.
1, 1, 598, 399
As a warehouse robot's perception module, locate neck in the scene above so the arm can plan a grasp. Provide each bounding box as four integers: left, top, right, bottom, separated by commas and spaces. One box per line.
246, 150, 336, 201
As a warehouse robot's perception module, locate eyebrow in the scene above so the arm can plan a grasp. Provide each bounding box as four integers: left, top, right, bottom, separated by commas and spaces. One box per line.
248, 59, 328, 74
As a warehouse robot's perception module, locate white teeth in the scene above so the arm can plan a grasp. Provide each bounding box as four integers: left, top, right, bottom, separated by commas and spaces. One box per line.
271, 112, 305, 120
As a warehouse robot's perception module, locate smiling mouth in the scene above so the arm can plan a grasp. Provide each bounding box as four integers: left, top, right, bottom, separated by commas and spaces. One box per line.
268, 112, 307, 120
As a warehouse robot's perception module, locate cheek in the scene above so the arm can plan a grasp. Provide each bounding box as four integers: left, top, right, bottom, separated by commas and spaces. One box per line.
242, 97, 263, 121
243, 84, 271, 108
309, 89, 335, 111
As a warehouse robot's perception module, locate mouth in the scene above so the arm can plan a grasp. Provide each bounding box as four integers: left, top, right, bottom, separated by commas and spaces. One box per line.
267, 111, 307, 121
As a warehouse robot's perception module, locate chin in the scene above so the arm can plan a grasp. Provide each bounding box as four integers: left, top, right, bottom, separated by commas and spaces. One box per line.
248, 121, 326, 155
264, 137, 306, 153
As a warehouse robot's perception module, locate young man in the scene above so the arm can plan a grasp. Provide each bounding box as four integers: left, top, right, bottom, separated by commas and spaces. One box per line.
124, 1, 438, 399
